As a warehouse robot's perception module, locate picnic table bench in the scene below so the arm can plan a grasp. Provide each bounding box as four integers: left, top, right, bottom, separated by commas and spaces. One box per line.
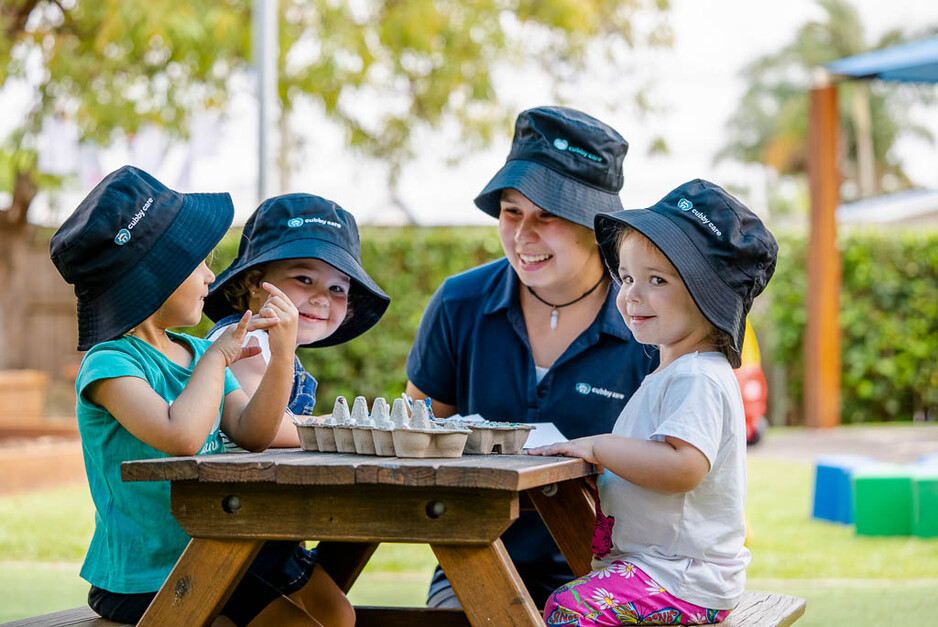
4, 449, 805, 626
3, 590, 805, 626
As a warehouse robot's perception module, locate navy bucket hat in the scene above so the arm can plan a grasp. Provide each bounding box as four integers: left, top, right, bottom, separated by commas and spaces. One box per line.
204, 193, 390, 348
474, 106, 628, 228
50, 166, 234, 351
595, 179, 778, 368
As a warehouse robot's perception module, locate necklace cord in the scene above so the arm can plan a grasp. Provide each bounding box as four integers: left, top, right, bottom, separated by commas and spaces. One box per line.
525, 274, 605, 310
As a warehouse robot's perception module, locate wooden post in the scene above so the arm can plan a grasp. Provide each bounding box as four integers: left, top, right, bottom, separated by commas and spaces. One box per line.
804, 83, 841, 428
527, 479, 596, 577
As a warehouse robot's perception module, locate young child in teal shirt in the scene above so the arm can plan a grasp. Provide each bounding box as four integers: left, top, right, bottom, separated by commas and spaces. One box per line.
51, 166, 352, 626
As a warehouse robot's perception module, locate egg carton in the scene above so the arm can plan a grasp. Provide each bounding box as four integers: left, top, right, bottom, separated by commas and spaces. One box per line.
441, 420, 535, 454
294, 396, 469, 458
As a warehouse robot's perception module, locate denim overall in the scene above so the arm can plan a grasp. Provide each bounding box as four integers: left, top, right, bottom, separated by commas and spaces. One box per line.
205, 315, 319, 599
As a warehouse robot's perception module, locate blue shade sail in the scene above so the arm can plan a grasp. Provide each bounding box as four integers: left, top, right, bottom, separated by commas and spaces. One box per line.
825, 36, 938, 83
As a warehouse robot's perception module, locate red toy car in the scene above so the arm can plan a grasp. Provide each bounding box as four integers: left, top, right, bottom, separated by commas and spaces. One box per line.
735, 320, 769, 445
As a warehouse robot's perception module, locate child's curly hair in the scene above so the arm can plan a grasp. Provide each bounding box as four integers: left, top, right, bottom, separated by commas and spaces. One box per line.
222, 267, 267, 313
614, 226, 736, 366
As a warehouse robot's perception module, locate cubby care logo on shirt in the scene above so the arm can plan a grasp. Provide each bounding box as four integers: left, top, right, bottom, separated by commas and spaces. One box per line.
575, 382, 624, 400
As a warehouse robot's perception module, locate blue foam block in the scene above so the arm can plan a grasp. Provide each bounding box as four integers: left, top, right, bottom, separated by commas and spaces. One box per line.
813, 454, 877, 523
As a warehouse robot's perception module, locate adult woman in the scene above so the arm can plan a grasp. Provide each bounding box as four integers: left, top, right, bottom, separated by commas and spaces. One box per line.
406, 106, 657, 608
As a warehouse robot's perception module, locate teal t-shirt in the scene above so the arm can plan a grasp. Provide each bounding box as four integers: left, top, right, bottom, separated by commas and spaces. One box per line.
75, 332, 240, 593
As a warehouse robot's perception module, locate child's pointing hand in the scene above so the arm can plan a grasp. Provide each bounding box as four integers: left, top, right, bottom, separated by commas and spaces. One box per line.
258, 281, 299, 358
209, 310, 276, 366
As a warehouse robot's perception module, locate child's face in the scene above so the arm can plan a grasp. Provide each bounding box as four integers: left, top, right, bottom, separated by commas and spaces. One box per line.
252, 258, 350, 346
615, 233, 712, 365
158, 261, 216, 329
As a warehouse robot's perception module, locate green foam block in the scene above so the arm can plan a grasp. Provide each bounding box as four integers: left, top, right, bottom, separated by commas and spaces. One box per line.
912, 469, 938, 538
852, 465, 913, 536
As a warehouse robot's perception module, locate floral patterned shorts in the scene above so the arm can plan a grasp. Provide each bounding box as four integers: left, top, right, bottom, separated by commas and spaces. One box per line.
543, 560, 731, 626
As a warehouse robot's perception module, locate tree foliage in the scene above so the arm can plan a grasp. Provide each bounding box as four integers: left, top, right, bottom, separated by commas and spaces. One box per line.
0, 0, 251, 228
752, 228, 938, 424
0, 0, 671, 229
276, 0, 671, 182
716, 0, 936, 199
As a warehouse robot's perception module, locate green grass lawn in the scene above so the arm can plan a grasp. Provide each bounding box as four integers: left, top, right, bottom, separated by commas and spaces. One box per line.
1, 455, 937, 624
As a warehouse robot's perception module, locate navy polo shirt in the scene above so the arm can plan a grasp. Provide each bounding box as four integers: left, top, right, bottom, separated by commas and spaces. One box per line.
407, 258, 657, 567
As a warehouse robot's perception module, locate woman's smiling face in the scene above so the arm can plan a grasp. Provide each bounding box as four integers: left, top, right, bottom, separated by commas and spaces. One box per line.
497, 189, 599, 293
250, 258, 350, 346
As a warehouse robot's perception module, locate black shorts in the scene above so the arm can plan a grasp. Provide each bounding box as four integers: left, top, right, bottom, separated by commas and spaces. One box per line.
89, 541, 318, 626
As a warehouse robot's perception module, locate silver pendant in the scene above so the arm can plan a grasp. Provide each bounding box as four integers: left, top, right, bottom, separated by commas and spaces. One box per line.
550, 308, 558, 330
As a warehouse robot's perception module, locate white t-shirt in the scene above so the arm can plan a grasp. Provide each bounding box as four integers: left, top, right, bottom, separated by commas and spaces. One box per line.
594, 351, 750, 609
206, 325, 272, 363
206, 324, 272, 452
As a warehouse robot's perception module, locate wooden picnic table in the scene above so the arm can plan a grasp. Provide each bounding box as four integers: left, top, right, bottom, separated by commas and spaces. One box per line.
121, 450, 597, 626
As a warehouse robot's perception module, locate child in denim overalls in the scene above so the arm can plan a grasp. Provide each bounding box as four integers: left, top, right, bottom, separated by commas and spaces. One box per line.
204, 193, 390, 620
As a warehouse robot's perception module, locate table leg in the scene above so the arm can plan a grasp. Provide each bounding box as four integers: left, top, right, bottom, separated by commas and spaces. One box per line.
527, 478, 596, 577
432, 539, 543, 626
138, 538, 263, 627
316, 541, 380, 592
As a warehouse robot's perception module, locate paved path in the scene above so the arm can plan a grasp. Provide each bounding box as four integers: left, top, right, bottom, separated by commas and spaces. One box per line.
749, 423, 938, 464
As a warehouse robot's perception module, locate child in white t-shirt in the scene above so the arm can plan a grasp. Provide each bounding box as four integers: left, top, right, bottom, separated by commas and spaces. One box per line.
527, 179, 777, 625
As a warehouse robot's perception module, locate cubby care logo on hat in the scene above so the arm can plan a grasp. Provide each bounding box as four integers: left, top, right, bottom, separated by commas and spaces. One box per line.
114, 196, 154, 245
286, 217, 343, 229
553, 137, 604, 163
689, 206, 723, 237
677, 197, 723, 237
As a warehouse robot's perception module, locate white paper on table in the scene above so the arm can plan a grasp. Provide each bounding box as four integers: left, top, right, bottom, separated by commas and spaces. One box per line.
522, 422, 568, 449
443, 415, 567, 448
443, 413, 486, 422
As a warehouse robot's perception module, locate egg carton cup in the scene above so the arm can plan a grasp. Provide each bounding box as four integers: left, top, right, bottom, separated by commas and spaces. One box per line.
371, 428, 396, 456
442, 420, 535, 455
294, 419, 320, 452
391, 427, 471, 458
332, 425, 357, 453
313, 424, 338, 452
352, 426, 378, 455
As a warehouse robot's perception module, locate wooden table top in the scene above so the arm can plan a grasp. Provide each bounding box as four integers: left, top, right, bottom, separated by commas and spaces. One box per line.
121, 450, 594, 491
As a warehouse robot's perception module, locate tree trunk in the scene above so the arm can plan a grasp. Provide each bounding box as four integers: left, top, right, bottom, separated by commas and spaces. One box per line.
279, 103, 291, 193
851, 84, 876, 197
1, 170, 37, 231
1, 168, 39, 370
0, 229, 29, 370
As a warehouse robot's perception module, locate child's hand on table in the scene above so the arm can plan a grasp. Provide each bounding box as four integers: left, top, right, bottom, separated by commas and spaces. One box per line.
526, 436, 607, 479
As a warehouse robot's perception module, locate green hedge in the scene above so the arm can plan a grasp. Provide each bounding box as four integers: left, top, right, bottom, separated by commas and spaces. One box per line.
751, 228, 938, 424
192, 226, 938, 425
